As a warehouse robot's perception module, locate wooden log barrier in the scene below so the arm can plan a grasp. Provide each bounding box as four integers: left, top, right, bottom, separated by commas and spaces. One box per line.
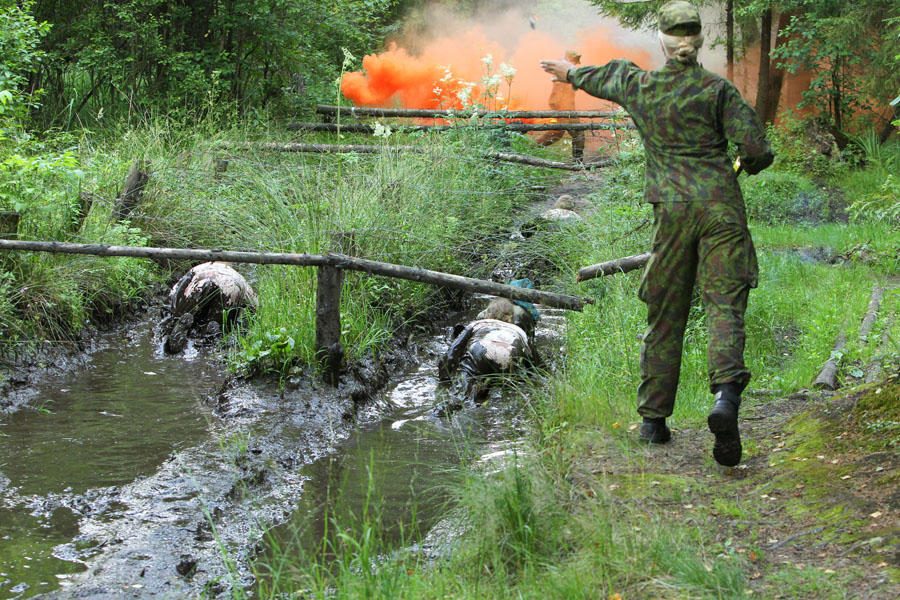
0, 240, 593, 311
315, 104, 627, 120
225, 142, 609, 171
287, 122, 634, 133
576, 252, 651, 282
813, 330, 847, 391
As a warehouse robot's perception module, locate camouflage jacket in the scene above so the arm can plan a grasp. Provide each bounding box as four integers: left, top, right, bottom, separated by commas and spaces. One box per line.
568, 59, 773, 203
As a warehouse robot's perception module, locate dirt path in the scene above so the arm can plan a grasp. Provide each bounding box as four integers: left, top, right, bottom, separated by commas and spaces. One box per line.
567, 380, 899, 598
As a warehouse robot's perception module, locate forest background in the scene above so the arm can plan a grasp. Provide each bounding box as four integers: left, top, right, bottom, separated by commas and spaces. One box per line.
0, 0, 898, 597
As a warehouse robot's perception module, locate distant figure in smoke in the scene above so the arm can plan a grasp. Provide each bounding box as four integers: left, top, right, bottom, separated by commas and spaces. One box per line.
535, 50, 585, 162
434, 296, 538, 416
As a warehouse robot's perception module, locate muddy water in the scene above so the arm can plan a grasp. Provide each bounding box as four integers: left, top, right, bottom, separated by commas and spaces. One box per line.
0, 321, 225, 598
257, 307, 567, 581
0, 303, 565, 599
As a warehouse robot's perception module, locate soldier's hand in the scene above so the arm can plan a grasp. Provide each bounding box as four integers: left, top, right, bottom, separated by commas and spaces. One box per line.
540, 60, 575, 82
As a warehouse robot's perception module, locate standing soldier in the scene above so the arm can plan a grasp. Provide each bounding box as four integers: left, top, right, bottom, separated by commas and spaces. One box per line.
535, 50, 586, 162
541, 1, 773, 466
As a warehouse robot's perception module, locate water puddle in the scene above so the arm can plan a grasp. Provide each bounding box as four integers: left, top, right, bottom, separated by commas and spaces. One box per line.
0, 304, 568, 598
255, 308, 567, 583
0, 321, 225, 598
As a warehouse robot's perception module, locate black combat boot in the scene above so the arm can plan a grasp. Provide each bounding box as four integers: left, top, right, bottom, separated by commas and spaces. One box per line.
708, 383, 742, 466
639, 417, 671, 444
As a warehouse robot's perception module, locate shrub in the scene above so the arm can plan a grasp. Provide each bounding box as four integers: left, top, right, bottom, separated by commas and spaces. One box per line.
742, 171, 843, 225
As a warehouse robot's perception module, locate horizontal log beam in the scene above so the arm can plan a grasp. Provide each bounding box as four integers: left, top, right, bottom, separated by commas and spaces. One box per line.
577, 252, 651, 282
316, 104, 627, 120
287, 122, 633, 133
0, 239, 593, 311
224, 142, 611, 171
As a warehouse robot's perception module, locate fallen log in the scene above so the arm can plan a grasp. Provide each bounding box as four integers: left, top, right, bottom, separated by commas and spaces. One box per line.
858, 284, 885, 342
225, 142, 610, 171
813, 330, 847, 390
287, 122, 633, 133
576, 252, 651, 282
0, 239, 593, 311
316, 104, 627, 120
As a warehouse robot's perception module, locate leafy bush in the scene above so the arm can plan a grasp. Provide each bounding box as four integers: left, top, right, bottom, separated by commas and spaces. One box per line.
742, 171, 843, 225
0, 0, 48, 132
765, 114, 847, 179
848, 174, 900, 226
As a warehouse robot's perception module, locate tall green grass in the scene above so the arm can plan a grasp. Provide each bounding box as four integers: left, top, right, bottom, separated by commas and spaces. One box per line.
254, 149, 899, 599
1, 122, 543, 369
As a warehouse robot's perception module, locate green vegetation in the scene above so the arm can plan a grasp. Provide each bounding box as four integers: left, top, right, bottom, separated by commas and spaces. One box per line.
0, 0, 897, 597
249, 129, 899, 597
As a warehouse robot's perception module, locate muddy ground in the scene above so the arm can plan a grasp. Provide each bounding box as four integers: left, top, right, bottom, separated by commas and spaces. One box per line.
0, 172, 590, 598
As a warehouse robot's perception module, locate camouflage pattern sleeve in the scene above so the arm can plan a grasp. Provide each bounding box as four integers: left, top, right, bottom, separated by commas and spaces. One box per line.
567, 60, 643, 106
719, 82, 774, 175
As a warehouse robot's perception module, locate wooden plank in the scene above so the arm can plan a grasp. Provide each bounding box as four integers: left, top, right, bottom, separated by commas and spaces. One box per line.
0, 240, 593, 311
315, 104, 627, 120
287, 122, 633, 133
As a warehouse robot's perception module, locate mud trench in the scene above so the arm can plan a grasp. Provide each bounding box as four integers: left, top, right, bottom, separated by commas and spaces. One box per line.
0, 181, 586, 598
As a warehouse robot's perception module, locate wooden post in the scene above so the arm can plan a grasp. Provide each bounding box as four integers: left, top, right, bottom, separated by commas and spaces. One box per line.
316, 265, 344, 385
813, 330, 847, 390
113, 159, 150, 221
214, 159, 229, 179
0, 211, 20, 240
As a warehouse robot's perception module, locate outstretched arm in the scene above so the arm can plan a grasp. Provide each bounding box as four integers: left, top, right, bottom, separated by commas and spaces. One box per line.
540, 59, 576, 83
438, 325, 474, 382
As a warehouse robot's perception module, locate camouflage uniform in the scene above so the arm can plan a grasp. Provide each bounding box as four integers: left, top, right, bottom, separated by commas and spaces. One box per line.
535, 79, 585, 160
569, 56, 773, 419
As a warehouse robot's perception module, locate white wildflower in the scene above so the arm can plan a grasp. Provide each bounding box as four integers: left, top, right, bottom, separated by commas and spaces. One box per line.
341, 47, 356, 68
481, 74, 501, 88
499, 63, 517, 80
481, 53, 494, 68
373, 122, 392, 139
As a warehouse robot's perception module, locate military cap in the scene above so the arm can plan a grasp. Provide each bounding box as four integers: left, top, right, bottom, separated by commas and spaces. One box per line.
658, 1, 702, 34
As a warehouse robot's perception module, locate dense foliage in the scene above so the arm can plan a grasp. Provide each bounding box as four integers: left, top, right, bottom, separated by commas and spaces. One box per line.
28, 0, 416, 125
587, 0, 900, 133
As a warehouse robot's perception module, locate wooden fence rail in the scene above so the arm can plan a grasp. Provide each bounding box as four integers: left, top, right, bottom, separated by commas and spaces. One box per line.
315, 104, 628, 120
0, 239, 594, 383
222, 142, 614, 171
287, 122, 634, 134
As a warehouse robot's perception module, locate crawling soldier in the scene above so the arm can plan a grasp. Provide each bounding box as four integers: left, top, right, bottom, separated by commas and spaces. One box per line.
434, 297, 537, 416
161, 261, 258, 354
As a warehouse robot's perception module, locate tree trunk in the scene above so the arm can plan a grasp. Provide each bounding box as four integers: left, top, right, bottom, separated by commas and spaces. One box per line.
755, 9, 773, 121
726, 0, 735, 82
764, 12, 793, 123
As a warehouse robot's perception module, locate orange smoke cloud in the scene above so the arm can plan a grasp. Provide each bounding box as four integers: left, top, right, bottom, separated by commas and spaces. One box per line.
341, 24, 652, 112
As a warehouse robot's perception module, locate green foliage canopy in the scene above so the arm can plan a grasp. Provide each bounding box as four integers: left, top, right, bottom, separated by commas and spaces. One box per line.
29, 0, 415, 124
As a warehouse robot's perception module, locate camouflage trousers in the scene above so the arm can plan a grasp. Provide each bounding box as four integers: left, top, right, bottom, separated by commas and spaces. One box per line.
637, 198, 759, 419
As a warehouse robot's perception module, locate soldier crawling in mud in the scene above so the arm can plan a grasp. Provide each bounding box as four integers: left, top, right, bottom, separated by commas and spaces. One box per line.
542, 1, 773, 466
433, 296, 538, 416
160, 261, 258, 354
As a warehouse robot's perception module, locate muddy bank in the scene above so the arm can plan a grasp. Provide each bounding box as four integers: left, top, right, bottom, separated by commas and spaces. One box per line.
0, 311, 421, 598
